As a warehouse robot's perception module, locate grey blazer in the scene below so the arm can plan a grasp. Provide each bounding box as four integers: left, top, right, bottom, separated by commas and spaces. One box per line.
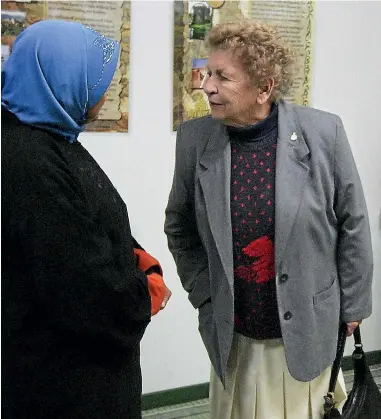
164, 100, 373, 386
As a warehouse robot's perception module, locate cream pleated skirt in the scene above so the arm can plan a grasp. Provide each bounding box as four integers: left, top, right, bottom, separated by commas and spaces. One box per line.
210, 333, 347, 419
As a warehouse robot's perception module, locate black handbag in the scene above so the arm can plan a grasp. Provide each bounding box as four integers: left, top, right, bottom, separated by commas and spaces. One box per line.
323, 323, 381, 418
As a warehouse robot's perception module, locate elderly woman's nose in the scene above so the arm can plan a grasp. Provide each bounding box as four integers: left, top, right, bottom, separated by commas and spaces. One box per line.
203, 77, 216, 95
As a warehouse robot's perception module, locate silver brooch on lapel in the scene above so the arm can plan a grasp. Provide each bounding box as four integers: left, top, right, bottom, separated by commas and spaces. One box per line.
290, 132, 298, 141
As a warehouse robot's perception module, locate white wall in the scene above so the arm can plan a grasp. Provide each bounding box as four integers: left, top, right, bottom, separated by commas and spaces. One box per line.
80, 0, 381, 394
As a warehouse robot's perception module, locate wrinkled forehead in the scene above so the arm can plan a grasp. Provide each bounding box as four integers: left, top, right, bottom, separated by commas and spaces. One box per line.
206, 49, 247, 76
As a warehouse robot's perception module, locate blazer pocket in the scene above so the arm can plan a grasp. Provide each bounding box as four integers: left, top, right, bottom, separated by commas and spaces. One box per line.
313, 277, 337, 306
188, 266, 211, 309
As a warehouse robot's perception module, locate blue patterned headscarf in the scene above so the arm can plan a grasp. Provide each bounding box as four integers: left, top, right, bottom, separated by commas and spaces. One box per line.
1, 20, 120, 142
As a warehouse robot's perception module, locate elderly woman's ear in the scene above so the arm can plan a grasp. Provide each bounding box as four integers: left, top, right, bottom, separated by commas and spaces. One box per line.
257, 78, 275, 104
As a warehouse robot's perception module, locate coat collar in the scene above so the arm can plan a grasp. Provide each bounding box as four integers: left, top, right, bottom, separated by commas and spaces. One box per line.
200, 100, 310, 169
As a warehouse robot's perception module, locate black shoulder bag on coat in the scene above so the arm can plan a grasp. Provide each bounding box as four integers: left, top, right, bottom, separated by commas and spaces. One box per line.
323, 323, 381, 418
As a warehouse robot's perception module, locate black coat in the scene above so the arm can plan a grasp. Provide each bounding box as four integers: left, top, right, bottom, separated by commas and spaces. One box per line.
1, 110, 151, 419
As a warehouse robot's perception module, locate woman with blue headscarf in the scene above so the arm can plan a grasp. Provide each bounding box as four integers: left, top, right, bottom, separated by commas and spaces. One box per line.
2, 20, 156, 419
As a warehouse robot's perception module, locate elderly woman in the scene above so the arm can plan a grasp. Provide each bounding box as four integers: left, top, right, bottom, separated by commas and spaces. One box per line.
2, 20, 170, 419
165, 21, 373, 419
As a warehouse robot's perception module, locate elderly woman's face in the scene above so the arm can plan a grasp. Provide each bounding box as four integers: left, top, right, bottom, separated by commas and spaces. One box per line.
203, 49, 267, 126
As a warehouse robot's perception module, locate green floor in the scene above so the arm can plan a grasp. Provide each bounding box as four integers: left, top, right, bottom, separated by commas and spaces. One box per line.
142, 365, 381, 419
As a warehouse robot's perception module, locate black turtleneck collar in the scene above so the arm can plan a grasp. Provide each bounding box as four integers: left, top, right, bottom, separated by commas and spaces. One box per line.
227, 102, 278, 142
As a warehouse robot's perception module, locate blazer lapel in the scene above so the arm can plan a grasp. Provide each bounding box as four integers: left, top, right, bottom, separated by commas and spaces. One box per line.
275, 100, 311, 268
199, 122, 234, 289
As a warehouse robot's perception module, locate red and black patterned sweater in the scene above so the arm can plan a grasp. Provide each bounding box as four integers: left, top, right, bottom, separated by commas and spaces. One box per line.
229, 104, 282, 340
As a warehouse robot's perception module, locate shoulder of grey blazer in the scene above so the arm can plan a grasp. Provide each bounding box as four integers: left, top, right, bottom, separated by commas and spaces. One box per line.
177, 115, 217, 157
290, 103, 341, 137
179, 115, 214, 138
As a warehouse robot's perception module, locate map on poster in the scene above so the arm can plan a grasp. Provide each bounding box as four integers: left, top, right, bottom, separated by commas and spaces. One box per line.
1, 0, 131, 132
173, 0, 315, 130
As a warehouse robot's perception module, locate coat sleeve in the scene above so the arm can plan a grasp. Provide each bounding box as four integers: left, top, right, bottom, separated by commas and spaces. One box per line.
164, 124, 211, 309
9, 148, 151, 350
333, 116, 373, 323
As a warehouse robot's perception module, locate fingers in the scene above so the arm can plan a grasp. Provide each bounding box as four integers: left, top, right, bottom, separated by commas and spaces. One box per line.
346, 321, 361, 337
161, 287, 172, 310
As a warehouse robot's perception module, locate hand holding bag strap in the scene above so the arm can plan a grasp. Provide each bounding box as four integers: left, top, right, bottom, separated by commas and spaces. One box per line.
343, 325, 381, 419
325, 324, 381, 419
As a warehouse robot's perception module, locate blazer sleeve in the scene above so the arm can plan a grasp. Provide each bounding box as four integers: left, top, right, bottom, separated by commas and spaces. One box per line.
164, 124, 211, 309
333, 116, 373, 322
9, 148, 151, 350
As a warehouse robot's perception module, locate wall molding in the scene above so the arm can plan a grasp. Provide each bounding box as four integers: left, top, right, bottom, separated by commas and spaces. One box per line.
142, 350, 381, 411
142, 383, 209, 411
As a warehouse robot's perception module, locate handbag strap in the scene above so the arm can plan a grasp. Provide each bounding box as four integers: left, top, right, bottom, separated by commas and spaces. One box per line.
324, 323, 348, 414
352, 326, 365, 360
328, 323, 348, 393
324, 324, 363, 414
353, 325, 362, 346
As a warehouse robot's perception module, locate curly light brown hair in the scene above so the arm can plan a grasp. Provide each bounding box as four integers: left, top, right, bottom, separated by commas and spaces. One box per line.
205, 21, 297, 101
